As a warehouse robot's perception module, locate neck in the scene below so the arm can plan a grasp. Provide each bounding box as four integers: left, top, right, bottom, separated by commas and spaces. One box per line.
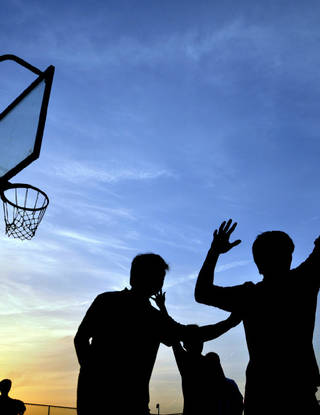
129, 287, 150, 300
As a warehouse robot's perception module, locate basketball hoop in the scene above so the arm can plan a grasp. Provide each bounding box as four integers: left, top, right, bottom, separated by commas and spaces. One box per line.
0, 183, 49, 240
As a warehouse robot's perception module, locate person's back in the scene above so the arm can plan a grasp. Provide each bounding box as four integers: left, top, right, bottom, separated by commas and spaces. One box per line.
195, 220, 320, 415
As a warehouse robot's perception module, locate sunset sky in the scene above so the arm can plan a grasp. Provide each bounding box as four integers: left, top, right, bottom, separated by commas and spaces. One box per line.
1, 1, 320, 413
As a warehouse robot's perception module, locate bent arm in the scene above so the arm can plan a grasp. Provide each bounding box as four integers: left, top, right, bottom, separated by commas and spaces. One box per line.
74, 296, 100, 366
194, 247, 220, 304
195, 220, 241, 308
74, 322, 91, 367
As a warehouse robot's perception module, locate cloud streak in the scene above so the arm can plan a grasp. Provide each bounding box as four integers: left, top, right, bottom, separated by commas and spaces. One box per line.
49, 160, 175, 184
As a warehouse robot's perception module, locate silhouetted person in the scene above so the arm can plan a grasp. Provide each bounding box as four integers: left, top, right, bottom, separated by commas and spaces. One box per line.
0, 379, 26, 415
176, 334, 243, 415
154, 291, 243, 415
74, 253, 241, 415
195, 220, 320, 415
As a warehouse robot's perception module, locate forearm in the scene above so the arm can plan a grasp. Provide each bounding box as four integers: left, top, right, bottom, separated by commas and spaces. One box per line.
195, 248, 220, 303
197, 315, 239, 342
173, 341, 187, 373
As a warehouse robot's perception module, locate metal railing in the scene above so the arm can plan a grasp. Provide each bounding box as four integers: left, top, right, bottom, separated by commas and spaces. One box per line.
25, 403, 76, 415
25, 403, 182, 415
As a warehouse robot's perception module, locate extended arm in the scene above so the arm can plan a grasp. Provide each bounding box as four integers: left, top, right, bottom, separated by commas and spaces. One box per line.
197, 312, 242, 343
195, 219, 241, 307
153, 289, 242, 345
151, 291, 189, 372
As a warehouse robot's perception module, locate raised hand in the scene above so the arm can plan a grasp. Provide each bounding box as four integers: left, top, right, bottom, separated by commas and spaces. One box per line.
211, 219, 241, 254
151, 289, 166, 310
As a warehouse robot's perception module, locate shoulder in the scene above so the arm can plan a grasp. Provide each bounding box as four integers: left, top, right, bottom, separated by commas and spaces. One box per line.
225, 378, 242, 393
242, 281, 256, 290
3, 398, 25, 410
95, 289, 128, 302
13, 399, 25, 407
85, 290, 127, 313
225, 377, 238, 386
223, 281, 256, 297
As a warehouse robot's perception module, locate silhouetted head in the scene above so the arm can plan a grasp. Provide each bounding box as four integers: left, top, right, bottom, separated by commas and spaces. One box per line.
183, 325, 203, 354
252, 231, 294, 277
205, 351, 221, 366
205, 352, 225, 379
130, 253, 169, 297
0, 379, 12, 396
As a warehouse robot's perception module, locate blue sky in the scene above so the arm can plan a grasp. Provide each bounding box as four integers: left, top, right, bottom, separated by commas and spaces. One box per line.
1, 0, 320, 412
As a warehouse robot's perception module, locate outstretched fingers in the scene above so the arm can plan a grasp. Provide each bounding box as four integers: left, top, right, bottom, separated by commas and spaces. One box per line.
219, 221, 226, 233
226, 221, 237, 236
230, 239, 241, 248
218, 219, 237, 235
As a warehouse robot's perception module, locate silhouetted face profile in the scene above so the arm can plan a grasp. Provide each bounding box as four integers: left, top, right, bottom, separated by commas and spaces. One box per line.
0, 378, 12, 396
130, 253, 169, 297
252, 231, 294, 278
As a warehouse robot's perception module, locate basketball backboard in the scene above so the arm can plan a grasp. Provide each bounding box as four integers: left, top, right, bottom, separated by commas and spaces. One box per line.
0, 55, 54, 185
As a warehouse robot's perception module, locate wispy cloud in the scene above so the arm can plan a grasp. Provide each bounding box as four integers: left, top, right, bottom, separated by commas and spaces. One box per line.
216, 260, 250, 272
50, 160, 174, 184
165, 260, 249, 289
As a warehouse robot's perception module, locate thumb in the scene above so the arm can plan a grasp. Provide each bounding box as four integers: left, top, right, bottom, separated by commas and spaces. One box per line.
230, 239, 241, 248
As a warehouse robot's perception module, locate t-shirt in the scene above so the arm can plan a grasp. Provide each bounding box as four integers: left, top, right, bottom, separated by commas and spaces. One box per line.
75, 288, 185, 413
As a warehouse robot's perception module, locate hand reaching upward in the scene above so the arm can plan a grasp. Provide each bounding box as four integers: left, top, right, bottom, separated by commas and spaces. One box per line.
211, 219, 241, 254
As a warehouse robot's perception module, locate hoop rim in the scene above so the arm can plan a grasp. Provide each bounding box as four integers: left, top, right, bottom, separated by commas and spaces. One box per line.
0, 183, 49, 212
